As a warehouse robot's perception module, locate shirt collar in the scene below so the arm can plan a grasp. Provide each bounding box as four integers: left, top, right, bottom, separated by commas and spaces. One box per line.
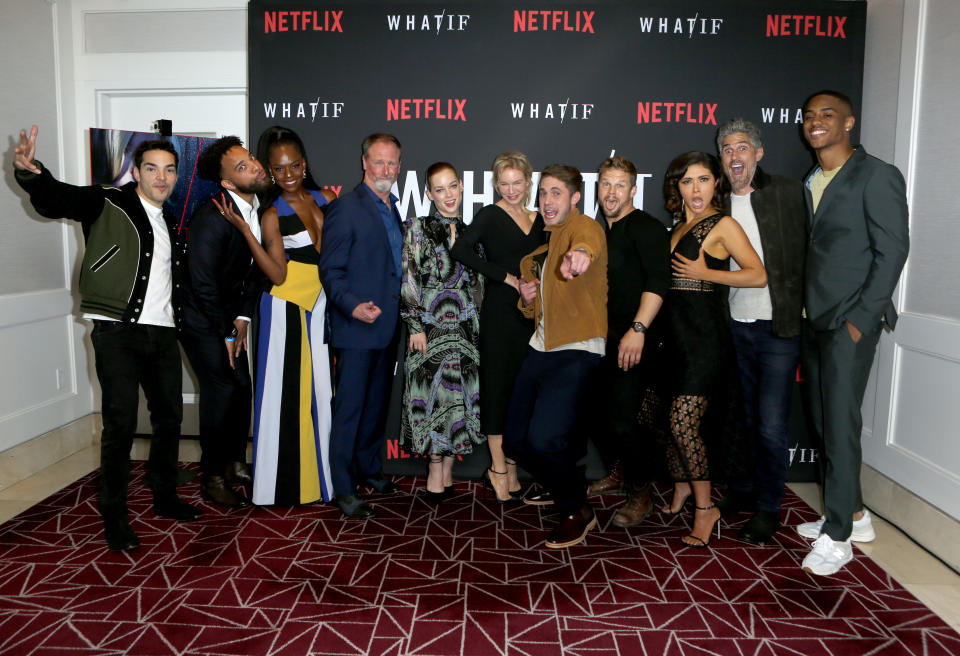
363, 181, 398, 207
137, 194, 164, 222
226, 189, 259, 219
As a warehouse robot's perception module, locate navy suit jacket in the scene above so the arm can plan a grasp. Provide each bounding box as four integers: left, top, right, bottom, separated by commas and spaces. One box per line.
319, 182, 402, 349
804, 146, 909, 332
182, 195, 262, 337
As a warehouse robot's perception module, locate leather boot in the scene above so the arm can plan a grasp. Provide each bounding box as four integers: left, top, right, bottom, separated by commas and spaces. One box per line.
586, 460, 623, 496
612, 489, 654, 527
201, 475, 250, 507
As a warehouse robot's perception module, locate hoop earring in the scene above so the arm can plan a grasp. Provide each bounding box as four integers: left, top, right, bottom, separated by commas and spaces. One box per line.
270, 175, 276, 184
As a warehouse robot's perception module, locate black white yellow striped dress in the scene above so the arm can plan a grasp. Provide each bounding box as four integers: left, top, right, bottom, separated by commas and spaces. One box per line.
252, 191, 334, 505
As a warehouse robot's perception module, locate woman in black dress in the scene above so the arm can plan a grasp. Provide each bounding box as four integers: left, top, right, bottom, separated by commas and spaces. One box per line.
450, 151, 544, 502
645, 151, 766, 547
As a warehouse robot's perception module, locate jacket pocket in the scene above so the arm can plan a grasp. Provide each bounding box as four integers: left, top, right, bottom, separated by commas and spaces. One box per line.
90, 245, 120, 272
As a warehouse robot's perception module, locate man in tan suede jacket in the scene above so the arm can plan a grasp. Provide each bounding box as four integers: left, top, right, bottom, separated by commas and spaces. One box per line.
504, 164, 607, 549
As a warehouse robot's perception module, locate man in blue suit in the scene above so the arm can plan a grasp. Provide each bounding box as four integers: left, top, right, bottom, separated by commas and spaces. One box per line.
796, 91, 909, 576
319, 133, 404, 518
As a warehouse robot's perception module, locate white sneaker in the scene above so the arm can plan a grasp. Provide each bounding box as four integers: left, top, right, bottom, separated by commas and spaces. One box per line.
802, 534, 853, 576
796, 509, 876, 542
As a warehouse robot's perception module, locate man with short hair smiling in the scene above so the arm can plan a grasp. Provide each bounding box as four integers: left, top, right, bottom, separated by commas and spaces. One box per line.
319, 133, 405, 519
797, 90, 909, 576
505, 164, 607, 549
182, 136, 272, 507
713, 119, 806, 544
13, 125, 201, 552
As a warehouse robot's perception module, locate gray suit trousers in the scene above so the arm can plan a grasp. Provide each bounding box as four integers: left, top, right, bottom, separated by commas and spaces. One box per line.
802, 320, 881, 541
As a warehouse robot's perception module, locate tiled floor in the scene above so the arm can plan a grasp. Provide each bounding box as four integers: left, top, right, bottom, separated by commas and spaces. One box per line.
1, 446, 958, 637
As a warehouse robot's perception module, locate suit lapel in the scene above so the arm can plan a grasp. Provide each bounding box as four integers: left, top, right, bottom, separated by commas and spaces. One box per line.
357, 184, 397, 254
810, 147, 864, 231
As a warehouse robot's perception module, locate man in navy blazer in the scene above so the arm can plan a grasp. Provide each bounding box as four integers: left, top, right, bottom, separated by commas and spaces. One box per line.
182, 136, 271, 508
796, 91, 909, 576
319, 133, 404, 518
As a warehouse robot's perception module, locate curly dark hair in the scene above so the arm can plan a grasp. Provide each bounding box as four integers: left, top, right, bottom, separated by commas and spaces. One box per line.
196, 135, 243, 182
662, 151, 728, 222
255, 125, 319, 207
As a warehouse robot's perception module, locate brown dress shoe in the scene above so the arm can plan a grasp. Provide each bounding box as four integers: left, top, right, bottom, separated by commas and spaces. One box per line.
202, 475, 251, 507
612, 491, 654, 527
586, 461, 623, 496
545, 504, 597, 549
225, 461, 253, 487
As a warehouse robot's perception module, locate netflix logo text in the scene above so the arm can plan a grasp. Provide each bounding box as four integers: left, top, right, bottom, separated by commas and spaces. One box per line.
513, 10, 595, 33
387, 98, 467, 121
263, 10, 343, 33
637, 101, 718, 125
766, 14, 847, 38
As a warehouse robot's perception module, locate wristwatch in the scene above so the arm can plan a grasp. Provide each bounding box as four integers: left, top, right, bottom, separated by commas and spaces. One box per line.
631, 321, 647, 334
226, 326, 239, 342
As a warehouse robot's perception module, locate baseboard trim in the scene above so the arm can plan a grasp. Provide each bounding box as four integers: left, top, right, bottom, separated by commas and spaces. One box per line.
0, 415, 99, 492
862, 464, 960, 573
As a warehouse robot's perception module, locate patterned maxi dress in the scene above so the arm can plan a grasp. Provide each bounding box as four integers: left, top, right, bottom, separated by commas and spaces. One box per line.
400, 210, 485, 455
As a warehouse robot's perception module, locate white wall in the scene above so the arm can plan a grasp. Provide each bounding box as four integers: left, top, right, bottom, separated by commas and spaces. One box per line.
860, 0, 960, 522
0, 0, 247, 452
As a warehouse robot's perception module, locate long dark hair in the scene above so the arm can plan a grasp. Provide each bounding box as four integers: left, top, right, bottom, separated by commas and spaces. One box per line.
662, 151, 728, 222
255, 125, 320, 209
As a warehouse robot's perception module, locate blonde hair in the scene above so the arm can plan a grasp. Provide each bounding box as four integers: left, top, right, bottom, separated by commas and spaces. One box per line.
491, 151, 533, 206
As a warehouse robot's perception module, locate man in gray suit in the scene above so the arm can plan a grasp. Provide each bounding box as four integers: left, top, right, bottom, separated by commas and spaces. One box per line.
797, 90, 909, 576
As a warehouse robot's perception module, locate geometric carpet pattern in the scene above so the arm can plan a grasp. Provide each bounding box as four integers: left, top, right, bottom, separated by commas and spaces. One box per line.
1, 464, 958, 656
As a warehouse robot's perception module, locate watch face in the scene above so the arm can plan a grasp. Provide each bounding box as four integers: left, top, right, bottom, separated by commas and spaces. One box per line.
229, 327, 239, 338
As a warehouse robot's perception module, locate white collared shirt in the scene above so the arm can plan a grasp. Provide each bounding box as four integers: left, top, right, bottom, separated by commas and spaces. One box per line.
225, 190, 261, 324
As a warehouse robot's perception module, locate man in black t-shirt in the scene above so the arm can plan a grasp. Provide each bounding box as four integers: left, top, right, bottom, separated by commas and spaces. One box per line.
585, 157, 670, 526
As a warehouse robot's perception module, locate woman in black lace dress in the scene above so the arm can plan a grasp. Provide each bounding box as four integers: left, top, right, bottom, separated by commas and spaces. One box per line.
643, 152, 766, 547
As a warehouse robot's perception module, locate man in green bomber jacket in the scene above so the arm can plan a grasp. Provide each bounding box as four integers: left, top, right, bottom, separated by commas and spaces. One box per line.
13, 125, 201, 553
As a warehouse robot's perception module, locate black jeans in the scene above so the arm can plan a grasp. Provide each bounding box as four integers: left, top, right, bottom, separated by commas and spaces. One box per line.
90, 321, 182, 520
180, 326, 251, 476
728, 319, 800, 513
504, 348, 602, 515
585, 341, 654, 493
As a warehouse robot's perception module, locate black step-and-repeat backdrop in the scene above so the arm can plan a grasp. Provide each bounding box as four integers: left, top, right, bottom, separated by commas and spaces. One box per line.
249, 0, 865, 482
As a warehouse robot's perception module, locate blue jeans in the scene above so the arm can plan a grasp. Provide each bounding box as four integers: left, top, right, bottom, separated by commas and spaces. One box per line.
729, 320, 799, 513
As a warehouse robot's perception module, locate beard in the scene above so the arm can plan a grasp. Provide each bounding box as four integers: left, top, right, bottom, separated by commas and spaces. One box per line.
234, 177, 273, 195
373, 178, 394, 193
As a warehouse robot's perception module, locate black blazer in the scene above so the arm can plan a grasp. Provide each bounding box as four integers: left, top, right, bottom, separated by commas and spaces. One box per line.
803, 146, 909, 332
182, 195, 262, 337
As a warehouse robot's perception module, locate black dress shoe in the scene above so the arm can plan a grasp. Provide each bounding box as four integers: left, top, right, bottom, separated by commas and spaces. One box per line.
364, 476, 401, 495
201, 475, 251, 507
103, 516, 140, 552
544, 504, 597, 549
522, 484, 555, 506
225, 461, 253, 487
737, 510, 781, 545
716, 490, 756, 518
335, 494, 375, 519
154, 496, 204, 521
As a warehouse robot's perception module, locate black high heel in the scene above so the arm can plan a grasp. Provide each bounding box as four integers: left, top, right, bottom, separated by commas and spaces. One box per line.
482, 468, 520, 504
422, 457, 445, 506
661, 491, 692, 516
505, 459, 524, 499
683, 504, 721, 548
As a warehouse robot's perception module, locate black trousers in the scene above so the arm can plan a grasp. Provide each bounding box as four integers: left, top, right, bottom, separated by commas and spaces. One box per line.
180, 326, 251, 476
90, 321, 182, 520
504, 348, 601, 515
802, 320, 881, 541
585, 341, 654, 493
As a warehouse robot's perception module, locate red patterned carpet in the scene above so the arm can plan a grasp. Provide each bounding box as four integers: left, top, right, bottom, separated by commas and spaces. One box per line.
1, 465, 958, 656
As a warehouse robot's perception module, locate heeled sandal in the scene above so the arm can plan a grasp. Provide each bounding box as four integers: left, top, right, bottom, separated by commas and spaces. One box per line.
504, 459, 523, 499
661, 493, 692, 516
683, 504, 721, 548
482, 468, 520, 504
